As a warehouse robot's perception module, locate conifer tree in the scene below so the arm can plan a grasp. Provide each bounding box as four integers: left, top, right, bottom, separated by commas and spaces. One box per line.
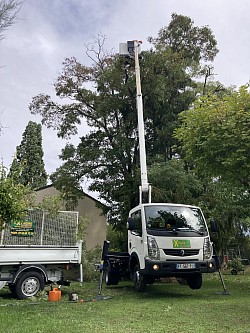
9, 121, 47, 189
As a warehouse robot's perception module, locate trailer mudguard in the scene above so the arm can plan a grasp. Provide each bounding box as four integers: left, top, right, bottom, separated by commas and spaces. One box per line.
13, 264, 48, 284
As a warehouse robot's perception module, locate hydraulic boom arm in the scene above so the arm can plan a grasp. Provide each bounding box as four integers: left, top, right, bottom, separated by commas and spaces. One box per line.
119, 40, 152, 204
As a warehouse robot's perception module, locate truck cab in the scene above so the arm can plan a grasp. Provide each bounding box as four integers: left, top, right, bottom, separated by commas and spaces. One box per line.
127, 203, 216, 290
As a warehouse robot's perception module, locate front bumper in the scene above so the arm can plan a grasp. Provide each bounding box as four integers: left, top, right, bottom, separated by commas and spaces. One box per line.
143, 258, 217, 277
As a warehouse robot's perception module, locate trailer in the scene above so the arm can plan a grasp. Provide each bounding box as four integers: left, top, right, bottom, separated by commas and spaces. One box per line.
0, 209, 82, 299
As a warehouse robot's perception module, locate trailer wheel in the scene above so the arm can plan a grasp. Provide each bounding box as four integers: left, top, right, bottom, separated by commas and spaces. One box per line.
187, 273, 202, 290
231, 269, 237, 275
15, 271, 45, 299
104, 262, 120, 286
133, 265, 146, 292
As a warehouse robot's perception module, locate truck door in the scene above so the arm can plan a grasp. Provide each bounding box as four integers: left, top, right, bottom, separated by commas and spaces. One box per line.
128, 209, 145, 269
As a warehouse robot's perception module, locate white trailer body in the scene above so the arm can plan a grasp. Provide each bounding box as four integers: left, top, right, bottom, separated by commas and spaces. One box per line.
0, 244, 82, 265
0, 209, 83, 299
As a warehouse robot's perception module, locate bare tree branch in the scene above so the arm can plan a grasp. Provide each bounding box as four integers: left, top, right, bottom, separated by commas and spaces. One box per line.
0, 0, 22, 41
84, 33, 114, 70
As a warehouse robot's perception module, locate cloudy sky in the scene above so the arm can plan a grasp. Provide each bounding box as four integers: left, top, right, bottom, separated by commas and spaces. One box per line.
0, 0, 250, 191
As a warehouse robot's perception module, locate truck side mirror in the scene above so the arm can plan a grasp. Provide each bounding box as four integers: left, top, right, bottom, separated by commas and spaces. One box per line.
127, 217, 136, 230
210, 220, 218, 233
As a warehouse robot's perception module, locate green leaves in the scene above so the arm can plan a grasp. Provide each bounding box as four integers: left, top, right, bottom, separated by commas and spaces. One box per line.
175, 85, 250, 188
148, 159, 203, 204
0, 164, 34, 227
149, 13, 219, 64
8, 121, 47, 189
29, 14, 220, 225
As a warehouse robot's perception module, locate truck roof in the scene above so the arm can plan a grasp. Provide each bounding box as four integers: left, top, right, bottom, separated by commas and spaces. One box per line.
133, 202, 199, 208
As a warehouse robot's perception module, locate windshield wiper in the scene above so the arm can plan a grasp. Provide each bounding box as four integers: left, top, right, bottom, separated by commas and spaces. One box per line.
174, 227, 205, 235
187, 228, 205, 235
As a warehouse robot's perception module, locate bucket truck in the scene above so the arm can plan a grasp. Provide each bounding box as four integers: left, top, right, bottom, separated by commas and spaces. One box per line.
103, 41, 217, 291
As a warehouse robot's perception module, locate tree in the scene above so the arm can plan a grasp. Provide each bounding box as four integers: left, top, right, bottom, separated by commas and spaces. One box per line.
175, 85, 250, 189
174, 85, 250, 255
148, 159, 203, 204
0, 0, 21, 41
197, 179, 250, 255
148, 13, 218, 64
0, 163, 34, 229
29, 15, 219, 226
9, 121, 47, 189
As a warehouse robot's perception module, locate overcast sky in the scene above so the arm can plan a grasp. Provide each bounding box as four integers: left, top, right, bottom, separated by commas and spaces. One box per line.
0, 0, 250, 192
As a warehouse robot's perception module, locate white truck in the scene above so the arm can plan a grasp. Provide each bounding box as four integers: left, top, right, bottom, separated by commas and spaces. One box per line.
103, 41, 217, 291
0, 209, 82, 299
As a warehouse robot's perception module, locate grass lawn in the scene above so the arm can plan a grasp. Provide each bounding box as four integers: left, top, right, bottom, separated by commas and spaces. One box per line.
0, 268, 249, 333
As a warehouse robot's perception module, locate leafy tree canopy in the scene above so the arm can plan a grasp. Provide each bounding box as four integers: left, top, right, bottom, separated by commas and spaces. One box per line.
148, 12, 218, 64
199, 179, 250, 255
0, 163, 34, 228
148, 159, 203, 204
175, 85, 250, 189
29, 14, 219, 225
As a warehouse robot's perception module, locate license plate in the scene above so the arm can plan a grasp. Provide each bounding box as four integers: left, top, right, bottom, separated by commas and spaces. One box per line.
176, 263, 196, 269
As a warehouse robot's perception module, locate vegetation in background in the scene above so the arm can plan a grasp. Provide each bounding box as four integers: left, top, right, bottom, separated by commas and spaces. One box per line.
106, 224, 128, 252
28, 13, 250, 255
9, 121, 47, 189
29, 13, 219, 228
36, 194, 64, 216
175, 85, 250, 255
0, 163, 34, 228
78, 215, 102, 281
148, 159, 203, 205
175, 85, 250, 189
198, 180, 250, 256
227, 257, 244, 272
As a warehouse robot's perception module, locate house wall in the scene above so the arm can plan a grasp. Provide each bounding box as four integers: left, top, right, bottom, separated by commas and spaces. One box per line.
35, 186, 107, 250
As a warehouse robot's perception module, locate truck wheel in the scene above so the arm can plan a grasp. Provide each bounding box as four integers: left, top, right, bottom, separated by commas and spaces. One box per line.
187, 273, 202, 290
104, 262, 120, 286
133, 265, 146, 292
15, 271, 45, 299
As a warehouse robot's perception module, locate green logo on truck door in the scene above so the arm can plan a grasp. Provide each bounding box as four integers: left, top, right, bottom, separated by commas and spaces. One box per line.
173, 239, 191, 248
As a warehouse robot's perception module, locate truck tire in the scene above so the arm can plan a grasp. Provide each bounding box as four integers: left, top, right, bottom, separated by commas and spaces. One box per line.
15, 271, 45, 299
187, 273, 202, 290
133, 265, 146, 292
104, 262, 120, 286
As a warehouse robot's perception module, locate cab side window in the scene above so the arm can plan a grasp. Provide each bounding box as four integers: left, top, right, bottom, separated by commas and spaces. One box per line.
131, 210, 142, 236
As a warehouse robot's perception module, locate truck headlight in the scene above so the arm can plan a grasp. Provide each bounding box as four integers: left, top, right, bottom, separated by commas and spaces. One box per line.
147, 236, 160, 260
203, 237, 212, 260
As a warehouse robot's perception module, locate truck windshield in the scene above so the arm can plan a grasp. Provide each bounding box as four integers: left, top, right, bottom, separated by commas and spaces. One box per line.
144, 205, 207, 234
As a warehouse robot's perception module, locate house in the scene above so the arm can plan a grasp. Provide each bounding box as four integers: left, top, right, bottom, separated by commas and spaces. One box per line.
35, 184, 107, 250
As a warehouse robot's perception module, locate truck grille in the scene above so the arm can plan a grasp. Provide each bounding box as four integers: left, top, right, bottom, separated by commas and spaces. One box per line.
163, 249, 199, 257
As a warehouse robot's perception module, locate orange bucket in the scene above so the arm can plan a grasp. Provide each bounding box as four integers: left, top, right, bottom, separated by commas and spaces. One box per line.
48, 288, 61, 302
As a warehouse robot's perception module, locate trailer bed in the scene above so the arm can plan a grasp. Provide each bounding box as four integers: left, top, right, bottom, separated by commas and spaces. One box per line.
0, 242, 82, 265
